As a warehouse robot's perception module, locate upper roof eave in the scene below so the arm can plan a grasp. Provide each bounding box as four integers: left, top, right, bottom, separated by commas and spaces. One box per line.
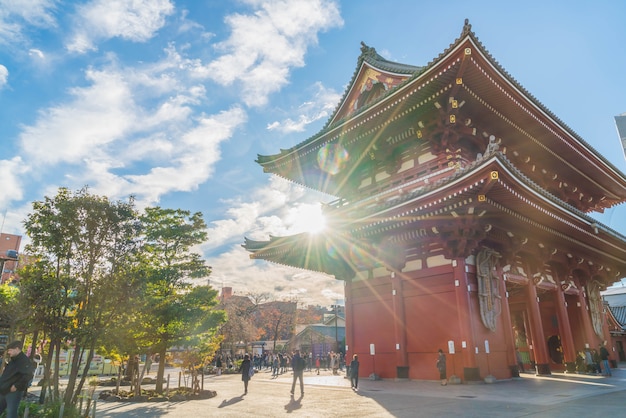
458, 22, 626, 190
257, 20, 626, 195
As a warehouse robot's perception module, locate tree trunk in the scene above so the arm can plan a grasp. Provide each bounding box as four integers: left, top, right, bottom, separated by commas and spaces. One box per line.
72, 344, 95, 405
52, 339, 61, 400
155, 346, 167, 393
39, 338, 57, 404
63, 344, 85, 409
28, 330, 39, 360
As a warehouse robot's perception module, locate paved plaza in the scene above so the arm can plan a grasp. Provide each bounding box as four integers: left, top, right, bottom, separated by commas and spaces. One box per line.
66, 364, 626, 417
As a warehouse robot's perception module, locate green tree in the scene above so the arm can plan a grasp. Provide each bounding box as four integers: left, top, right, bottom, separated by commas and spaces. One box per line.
22, 187, 140, 408
0, 283, 21, 341
138, 207, 223, 393
17, 258, 74, 400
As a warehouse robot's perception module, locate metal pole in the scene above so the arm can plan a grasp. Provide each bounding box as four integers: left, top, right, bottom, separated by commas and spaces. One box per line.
335, 303, 338, 352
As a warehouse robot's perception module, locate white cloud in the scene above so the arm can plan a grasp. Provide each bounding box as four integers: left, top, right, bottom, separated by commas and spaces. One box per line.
28, 48, 44, 59
267, 82, 340, 133
16, 47, 247, 207
205, 244, 341, 306
20, 68, 136, 165
123, 106, 247, 204
0, 65, 8, 89
0, 0, 57, 45
196, 0, 343, 107
203, 176, 321, 251
67, 0, 175, 53
0, 157, 29, 203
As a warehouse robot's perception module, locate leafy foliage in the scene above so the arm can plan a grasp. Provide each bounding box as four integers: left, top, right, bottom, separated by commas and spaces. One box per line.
16, 188, 225, 406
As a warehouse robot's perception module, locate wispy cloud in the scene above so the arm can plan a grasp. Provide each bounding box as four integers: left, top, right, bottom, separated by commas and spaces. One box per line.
66, 0, 175, 53
0, 0, 57, 45
205, 244, 341, 307
0, 65, 7, 89
0, 157, 29, 202
267, 82, 341, 133
17, 51, 247, 207
195, 0, 343, 107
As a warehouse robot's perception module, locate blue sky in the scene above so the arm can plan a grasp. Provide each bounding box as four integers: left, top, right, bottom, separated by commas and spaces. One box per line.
2, 0, 626, 305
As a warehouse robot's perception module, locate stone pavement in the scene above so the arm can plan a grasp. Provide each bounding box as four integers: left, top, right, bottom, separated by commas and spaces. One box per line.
75, 365, 626, 417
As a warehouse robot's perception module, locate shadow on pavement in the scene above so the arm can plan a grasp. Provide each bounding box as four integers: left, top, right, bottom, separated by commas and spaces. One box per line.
218, 395, 244, 408
96, 403, 169, 417
284, 394, 303, 413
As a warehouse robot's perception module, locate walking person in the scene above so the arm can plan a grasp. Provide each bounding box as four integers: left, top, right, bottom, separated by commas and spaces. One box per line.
349, 354, 360, 390
215, 354, 223, 376
272, 354, 279, 377
290, 349, 305, 396
515, 348, 524, 373
436, 349, 447, 386
0, 341, 34, 418
599, 343, 612, 376
584, 348, 595, 373
240, 354, 252, 395
592, 348, 601, 374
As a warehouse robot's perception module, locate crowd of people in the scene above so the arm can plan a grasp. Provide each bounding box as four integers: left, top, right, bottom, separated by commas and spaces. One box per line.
575, 344, 613, 376
214, 350, 347, 377
218, 343, 619, 395
212, 349, 350, 395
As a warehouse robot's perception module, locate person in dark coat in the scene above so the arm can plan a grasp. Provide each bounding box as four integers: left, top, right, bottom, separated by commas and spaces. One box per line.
0, 341, 34, 418
240, 354, 252, 394
290, 349, 304, 396
349, 354, 360, 390
215, 354, 223, 376
436, 349, 447, 386
599, 343, 612, 377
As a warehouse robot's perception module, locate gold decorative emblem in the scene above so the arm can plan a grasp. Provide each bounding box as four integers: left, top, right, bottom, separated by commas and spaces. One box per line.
490, 171, 499, 179
464, 48, 471, 55
456, 77, 463, 85
452, 100, 458, 108
478, 194, 486, 202
449, 115, 456, 123
416, 130, 422, 139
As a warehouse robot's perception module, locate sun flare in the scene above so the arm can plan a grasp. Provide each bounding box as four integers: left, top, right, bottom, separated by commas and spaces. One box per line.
290, 203, 326, 234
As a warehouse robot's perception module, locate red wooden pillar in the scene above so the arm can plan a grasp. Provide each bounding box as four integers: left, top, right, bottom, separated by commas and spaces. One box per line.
553, 274, 577, 372
453, 258, 479, 381
390, 272, 409, 378
525, 279, 551, 375
344, 279, 355, 361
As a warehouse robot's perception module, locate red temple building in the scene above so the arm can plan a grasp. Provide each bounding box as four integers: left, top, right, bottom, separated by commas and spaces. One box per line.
243, 20, 626, 382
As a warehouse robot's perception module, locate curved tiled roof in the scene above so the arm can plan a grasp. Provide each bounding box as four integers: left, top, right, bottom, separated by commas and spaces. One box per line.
256, 19, 626, 193
607, 305, 626, 329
